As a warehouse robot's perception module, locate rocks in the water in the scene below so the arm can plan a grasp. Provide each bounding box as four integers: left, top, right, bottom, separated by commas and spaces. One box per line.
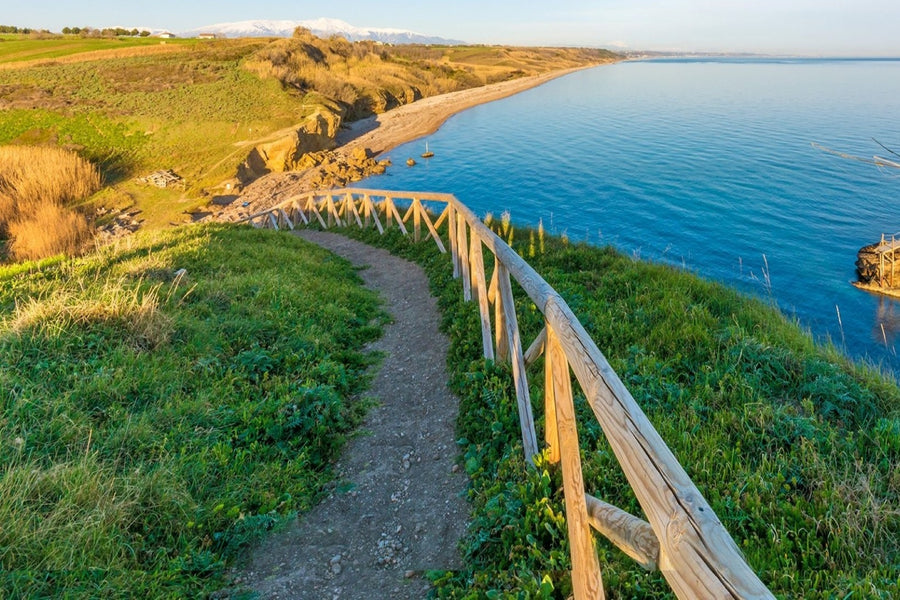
856, 242, 882, 285
856, 240, 900, 290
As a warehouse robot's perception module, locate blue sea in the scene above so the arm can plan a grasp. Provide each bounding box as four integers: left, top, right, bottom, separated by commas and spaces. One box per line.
356, 58, 900, 374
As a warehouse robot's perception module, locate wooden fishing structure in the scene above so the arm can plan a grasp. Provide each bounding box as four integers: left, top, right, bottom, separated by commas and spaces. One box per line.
813, 140, 900, 296
241, 189, 774, 599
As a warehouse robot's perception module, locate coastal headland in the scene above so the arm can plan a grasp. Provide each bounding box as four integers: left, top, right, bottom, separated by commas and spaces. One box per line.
0, 32, 615, 241
223, 65, 602, 221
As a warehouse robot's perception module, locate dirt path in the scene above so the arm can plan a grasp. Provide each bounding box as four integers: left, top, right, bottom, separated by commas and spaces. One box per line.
234, 230, 469, 599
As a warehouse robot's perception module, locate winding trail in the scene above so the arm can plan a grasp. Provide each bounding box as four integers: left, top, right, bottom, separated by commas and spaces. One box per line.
236, 231, 469, 599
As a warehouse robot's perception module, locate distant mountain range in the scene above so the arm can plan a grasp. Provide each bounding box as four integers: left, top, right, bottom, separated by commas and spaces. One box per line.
180, 18, 465, 45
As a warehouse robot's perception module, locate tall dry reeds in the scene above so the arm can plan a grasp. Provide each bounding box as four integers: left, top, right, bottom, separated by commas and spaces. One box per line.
0, 145, 101, 261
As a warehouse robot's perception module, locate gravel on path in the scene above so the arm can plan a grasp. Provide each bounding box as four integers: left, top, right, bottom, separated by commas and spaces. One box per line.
234, 231, 469, 599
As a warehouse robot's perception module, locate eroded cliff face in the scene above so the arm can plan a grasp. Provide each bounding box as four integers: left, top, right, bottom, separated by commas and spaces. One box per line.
857, 243, 881, 284
349, 86, 423, 118
237, 109, 342, 184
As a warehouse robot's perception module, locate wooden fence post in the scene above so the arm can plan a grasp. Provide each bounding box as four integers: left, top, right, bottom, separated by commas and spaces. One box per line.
547, 325, 604, 599
458, 212, 472, 302
492, 258, 510, 363
469, 232, 495, 360
448, 204, 459, 278
543, 323, 560, 465
362, 194, 371, 227
346, 194, 363, 228
496, 262, 539, 464
414, 197, 422, 242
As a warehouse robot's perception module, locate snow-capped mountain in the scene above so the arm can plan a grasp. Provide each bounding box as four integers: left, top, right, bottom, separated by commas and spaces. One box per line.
181, 18, 464, 45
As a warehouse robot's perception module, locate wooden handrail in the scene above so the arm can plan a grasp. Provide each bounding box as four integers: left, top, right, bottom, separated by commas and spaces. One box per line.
240, 189, 774, 599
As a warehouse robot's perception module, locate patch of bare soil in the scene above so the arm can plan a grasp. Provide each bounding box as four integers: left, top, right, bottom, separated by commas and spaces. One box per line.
231, 231, 469, 599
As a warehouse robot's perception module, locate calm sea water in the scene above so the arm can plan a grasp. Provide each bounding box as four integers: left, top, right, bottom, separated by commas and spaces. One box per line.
356, 58, 900, 374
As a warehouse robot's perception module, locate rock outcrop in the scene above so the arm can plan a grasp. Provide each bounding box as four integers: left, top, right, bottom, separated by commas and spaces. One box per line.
351, 86, 423, 118
237, 109, 342, 184
302, 147, 390, 189
857, 243, 881, 285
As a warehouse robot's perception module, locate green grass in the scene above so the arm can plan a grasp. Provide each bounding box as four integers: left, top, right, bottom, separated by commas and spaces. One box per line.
340, 219, 900, 598
0, 109, 149, 180
0, 42, 306, 163
0, 224, 386, 597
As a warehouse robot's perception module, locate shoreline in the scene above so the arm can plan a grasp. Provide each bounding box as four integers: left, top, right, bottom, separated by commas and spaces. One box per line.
851, 280, 900, 300
226, 63, 609, 219
335, 64, 601, 157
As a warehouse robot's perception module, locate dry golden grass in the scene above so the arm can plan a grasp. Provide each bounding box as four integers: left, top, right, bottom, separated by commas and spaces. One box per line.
0, 145, 101, 261
9, 272, 174, 351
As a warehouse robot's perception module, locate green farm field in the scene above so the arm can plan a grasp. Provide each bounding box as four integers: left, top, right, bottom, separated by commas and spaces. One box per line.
0, 34, 198, 64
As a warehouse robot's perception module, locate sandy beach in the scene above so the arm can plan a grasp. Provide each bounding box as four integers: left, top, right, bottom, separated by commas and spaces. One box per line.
227, 65, 598, 218
334, 66, 593, 156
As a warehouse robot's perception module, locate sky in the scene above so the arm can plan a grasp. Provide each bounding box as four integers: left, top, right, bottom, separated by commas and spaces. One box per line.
6, 0, 900, 56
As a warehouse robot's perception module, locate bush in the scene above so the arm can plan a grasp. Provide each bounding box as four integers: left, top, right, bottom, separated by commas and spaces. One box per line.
6, 200, 91, 261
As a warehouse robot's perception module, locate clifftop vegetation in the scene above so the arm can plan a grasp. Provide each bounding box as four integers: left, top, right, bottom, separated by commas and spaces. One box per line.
343, 221, 900, 598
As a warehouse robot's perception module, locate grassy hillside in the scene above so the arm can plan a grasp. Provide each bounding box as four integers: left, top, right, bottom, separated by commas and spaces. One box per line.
0, 33, 616, 235
342, 222, 900, 598
0, 38, 304, 229
0, 225, 385, 597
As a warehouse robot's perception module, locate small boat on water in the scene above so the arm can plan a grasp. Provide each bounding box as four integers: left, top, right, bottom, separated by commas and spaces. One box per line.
421, 142, 434, 159
406, 158, 416, 166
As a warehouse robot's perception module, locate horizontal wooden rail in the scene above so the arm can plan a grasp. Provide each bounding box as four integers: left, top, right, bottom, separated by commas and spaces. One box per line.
240, 189, 774, 599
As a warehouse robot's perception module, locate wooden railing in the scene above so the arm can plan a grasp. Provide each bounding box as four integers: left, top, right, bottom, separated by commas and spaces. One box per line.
241, 189, 774, 599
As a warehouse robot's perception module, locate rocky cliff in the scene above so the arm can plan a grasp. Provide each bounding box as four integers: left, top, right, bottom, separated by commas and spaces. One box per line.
237, 109, 342, 184
857, 243, 881, 285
